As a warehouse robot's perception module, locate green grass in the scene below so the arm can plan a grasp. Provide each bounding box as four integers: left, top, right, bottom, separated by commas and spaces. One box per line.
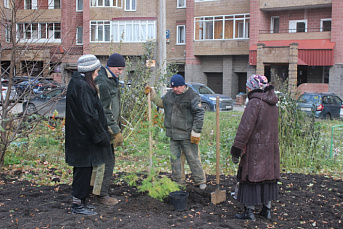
3, 108, 343, 186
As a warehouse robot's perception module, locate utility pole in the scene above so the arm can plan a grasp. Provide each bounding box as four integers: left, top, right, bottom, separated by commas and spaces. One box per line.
159, 0, 167, 91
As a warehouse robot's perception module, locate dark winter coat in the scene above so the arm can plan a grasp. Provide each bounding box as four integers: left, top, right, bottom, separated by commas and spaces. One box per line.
231, 86, 280, 183
162, 87, 205, 140
65, 72, 113, 167
95, 66, 121, 135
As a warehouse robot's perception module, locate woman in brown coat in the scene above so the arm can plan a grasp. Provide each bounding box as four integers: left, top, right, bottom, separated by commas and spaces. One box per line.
230, 74, 280, 221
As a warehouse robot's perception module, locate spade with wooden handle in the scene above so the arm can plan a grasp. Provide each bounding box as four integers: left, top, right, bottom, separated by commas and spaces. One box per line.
211, 96, 226, 204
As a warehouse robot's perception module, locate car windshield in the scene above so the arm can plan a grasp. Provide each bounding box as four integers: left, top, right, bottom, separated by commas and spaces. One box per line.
298, 94, 321, 104
190, 84, 215, 94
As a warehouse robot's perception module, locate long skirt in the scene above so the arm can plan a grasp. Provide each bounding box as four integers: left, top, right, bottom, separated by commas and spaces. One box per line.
237, 181, 279, 206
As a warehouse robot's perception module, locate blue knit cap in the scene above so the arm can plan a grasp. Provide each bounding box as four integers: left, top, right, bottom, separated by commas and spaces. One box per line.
170, 74, 185, 87
107, 53, 125, 67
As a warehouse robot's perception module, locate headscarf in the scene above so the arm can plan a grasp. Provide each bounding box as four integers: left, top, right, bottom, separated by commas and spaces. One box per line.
246, 74, 269, 91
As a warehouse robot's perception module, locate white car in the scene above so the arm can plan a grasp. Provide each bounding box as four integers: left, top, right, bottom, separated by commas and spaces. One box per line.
1, 79, 17, 103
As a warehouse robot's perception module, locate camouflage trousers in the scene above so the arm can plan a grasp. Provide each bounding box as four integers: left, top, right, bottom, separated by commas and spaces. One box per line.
170, 139, 206, 185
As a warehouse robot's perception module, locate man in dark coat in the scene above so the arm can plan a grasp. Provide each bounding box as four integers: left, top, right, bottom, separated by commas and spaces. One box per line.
92, 53, 125, 205
230, 74, 280, 220
65, 54, 113, 215
145, 74, 207, 189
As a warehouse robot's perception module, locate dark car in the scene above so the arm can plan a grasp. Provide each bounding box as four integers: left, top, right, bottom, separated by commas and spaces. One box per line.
187, 82, 233, 111
22, 87, 66, 118
296, 92, 342, 119
15, 79, 60, 97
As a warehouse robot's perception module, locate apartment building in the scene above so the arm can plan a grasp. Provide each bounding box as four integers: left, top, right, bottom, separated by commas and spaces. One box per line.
248, 0, 343, 98
1, 0, 342, 98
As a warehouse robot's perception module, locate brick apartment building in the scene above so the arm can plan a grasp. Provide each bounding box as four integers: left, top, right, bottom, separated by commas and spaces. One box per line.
1, 0, 342, 99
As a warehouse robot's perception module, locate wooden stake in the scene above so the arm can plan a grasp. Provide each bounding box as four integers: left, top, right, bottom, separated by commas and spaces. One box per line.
211, 96, 226, 204
148, 92, 153, 174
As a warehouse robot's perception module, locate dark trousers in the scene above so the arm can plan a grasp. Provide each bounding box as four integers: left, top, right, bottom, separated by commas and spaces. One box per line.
72, 167, 93, 200
100, 144, 115, 196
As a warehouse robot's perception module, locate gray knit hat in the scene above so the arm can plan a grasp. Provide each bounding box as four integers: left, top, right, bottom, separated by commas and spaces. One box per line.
77, 54, 101, 73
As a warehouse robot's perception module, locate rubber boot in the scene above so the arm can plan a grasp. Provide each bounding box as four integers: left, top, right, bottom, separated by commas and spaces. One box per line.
72, 203, 97, 215
259, 205, 271, 220
235, 208, 256, 221
81, 199, 96, 210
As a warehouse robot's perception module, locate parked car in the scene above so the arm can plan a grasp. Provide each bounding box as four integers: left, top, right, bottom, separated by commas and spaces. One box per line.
15, 79, 60, 97
187, 82, 233, 111
296, 92, 342, 119
1, 79, 18, 103
22, 87, 66, 118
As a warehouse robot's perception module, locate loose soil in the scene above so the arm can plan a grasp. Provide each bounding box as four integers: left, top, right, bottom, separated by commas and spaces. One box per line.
0, 172, 342, 228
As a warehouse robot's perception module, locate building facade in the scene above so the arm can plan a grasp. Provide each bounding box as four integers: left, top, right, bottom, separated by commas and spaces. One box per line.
1, 0, 342, 98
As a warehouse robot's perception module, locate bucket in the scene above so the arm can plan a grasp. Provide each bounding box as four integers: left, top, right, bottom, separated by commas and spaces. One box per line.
169, 191, 189, 211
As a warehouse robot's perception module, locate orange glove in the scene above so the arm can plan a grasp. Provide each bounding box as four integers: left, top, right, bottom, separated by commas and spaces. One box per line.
113, 132, 124, 147
190, 130, 201, 145
144, 85, 152, 95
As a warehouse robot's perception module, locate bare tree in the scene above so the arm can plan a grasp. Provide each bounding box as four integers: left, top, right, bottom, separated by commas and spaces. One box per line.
0, 0, 78, 168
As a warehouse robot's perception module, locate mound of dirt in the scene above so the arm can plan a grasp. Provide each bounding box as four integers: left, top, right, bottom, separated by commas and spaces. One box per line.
0, 172, 342, 228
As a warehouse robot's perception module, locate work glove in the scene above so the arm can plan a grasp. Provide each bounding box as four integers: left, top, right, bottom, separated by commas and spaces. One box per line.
231, 155, 240, 164
144, 85, 157, 100
230, 146, 241, 164
190, 130, 201, 145
112, 132, 124, 147
144, 85, 152, 95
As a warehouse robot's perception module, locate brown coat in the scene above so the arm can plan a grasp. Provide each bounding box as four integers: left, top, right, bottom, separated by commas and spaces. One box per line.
232, 86, 280, 183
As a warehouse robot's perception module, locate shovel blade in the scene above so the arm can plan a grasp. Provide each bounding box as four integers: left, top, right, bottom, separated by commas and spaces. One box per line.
211, 189, 226, 204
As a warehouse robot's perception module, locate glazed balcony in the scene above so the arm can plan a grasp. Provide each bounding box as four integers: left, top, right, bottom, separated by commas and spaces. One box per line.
193, 40, 249, 55
260, 0, 332, 11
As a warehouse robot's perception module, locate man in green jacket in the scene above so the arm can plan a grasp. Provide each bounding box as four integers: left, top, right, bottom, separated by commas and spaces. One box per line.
145, 74, 207, 189
92, 53, 125, 205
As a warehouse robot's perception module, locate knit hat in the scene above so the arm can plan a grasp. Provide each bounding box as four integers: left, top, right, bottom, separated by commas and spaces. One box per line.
107, 53, 125, 67
77, 54, 101, 73
170, 74, 185, 87
246, 74, 269, 90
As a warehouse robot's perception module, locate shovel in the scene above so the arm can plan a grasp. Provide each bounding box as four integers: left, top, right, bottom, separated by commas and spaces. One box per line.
211, 96, 226, 204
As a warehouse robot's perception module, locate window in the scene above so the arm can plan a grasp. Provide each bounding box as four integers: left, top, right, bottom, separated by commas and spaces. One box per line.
24, 0, 37, 9
195, 14, 249, 40
76, 0, 83, 11
17, 22, 61, 42
4, 0, 9, 8
91, 21, 111, 42
91, 0, 122, 7
271, 16, 279, 33
177, 0, 186, 8
48, 0, 61, 9
125, 0, 136, 11
321, 18, 331, 32
76, 27, 83, 44
5, 24, 11, 42
90, 20, 156, 43
289, 20, 307, 33
177, 25, 185, 44
111, 20, 156, 42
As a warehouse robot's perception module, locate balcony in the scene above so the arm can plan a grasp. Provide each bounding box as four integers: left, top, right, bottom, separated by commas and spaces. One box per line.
260, 0, 332, 11
193, 40, 249, 56
258, 28, 331, 41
